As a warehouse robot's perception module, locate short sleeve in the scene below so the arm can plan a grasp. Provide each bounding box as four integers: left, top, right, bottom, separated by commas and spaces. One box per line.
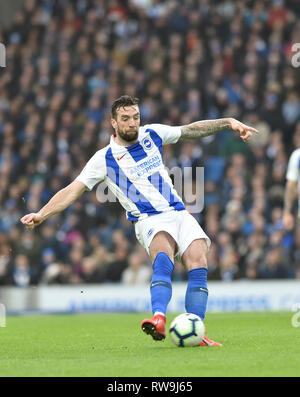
286, 149, 300, 182
75, 149, 107, 191
146, 123, 182, 145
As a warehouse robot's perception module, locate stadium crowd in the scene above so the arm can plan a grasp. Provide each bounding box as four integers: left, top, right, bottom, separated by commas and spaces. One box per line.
0, 0, 300, 287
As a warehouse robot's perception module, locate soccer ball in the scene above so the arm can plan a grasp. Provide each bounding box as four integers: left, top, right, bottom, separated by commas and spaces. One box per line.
169, 313, 205, 347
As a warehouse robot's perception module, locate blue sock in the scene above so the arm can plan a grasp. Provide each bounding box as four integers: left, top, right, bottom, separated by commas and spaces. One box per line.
150, 252, 174, 316
185, 268, 208, 320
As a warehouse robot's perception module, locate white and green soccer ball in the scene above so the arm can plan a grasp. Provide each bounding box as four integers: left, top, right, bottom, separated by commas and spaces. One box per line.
169, 313, 205, 347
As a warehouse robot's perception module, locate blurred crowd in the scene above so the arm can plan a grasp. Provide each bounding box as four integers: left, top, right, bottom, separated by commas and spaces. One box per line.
1, 0, 300, 287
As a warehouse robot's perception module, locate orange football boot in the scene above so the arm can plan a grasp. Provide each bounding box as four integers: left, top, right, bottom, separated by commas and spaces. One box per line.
141, 314, 166, 341
198, 335, 222, 346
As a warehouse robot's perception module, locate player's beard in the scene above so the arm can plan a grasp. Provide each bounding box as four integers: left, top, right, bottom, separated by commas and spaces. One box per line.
116, 125, 139, 142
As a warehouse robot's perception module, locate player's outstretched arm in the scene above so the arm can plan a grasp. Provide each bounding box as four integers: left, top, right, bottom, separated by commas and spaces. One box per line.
20, 180, 88, 230
179, 117, 259, 142
283, 179, 298, 230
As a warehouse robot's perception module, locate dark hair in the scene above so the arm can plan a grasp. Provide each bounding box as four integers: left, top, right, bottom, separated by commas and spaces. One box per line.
111, 95, 140, 119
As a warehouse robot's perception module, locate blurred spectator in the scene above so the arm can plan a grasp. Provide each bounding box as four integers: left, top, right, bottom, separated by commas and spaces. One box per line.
282, 91, 300, 126
258, 247, 289, 279
206, 242, 219, 280
7, 254, 32, 287
172, 260, 188, 282
79, 256, 107, 283
121, 250, 152, 285
41, 247, 56, 271
0, 243, 12, 285
41, 262, 81, 285
218, 247, 242, 281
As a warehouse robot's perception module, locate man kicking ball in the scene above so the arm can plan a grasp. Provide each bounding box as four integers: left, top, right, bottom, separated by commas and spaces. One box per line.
21, 95, 258, 346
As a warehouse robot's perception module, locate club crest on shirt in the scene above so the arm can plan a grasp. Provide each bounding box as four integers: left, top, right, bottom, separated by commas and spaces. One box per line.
142, 137, 153, 151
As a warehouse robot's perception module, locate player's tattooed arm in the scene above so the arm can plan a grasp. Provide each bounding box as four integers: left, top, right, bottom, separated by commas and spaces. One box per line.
180, 118, 231, 140
179, 118, 259, 142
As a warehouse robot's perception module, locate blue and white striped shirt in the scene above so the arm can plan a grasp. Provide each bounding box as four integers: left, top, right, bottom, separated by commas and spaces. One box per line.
76, 124, 185, 221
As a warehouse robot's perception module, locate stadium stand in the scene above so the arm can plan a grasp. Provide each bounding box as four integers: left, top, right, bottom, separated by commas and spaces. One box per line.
0, 0, 300, 287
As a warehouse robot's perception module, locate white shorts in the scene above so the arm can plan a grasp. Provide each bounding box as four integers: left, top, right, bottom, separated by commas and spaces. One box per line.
134, 209, 211, 261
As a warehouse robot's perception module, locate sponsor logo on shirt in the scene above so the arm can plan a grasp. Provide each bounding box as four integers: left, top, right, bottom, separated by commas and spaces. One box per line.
130, 155, 161, 176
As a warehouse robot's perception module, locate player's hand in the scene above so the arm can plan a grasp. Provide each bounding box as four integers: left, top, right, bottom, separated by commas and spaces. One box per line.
282, 211, 294, 231
228, 118, 259, 142
20, 213, 44, 230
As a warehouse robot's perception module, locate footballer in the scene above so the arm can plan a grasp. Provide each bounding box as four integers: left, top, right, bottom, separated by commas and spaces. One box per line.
21, 95, 258, 346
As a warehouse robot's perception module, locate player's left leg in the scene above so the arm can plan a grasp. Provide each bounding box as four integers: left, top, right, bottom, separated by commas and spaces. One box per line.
141, 231, 177, 341
182, 238, 222, 346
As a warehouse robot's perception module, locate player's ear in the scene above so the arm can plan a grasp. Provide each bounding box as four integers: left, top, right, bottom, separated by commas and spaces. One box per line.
111, 118, 117, 131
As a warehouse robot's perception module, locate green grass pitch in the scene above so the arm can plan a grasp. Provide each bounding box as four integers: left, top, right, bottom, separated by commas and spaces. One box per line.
0, 311, 299, 377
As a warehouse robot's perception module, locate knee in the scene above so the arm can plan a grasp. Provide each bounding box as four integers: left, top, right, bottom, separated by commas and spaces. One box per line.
151, 252, 174, 281
151, 250, 174, 265
182, 238, 209, 272
149, 231, 176, 264
186, 254, 208, 271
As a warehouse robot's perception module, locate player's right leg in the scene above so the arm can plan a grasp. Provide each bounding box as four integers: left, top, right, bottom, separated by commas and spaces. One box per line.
141, 231, 177, 341
181, 238, 222, 347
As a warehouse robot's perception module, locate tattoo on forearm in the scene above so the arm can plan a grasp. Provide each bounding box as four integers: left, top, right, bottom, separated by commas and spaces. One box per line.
180, 118, 231, 141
